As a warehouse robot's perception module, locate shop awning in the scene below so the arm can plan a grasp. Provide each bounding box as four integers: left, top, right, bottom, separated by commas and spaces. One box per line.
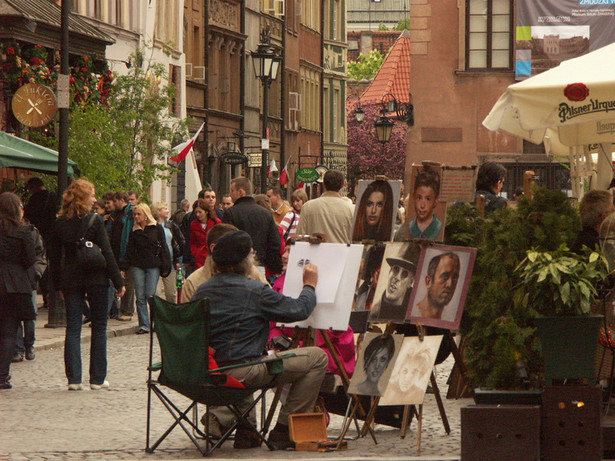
0, 131, 79, 175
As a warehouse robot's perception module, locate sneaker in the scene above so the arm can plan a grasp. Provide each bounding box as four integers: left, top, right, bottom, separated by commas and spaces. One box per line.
117, 315, 133, 321
25, 348, 35, 361
90, 380, 110, 390
68, 383, 83, 391
11, 353, 24, 363
234, 426, 263, 449
136, 327, 149, 335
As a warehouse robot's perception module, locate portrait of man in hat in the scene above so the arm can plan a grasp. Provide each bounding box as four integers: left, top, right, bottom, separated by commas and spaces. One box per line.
370, 242, 421, 322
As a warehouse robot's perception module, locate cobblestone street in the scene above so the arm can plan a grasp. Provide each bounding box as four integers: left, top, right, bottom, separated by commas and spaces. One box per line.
0, 309, 466, 460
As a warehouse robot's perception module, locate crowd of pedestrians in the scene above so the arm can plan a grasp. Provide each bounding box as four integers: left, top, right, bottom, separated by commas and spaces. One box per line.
0, 171, 359, 397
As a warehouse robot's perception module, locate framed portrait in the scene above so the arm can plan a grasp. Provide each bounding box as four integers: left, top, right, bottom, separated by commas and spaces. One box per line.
380, 335, 443, 405
406, 244, 477, 330
352, 243, 386, 312
369, 242, 421, 322
348, 332, 403, 397
351, 179, 402, 243
396, 164, 446, 242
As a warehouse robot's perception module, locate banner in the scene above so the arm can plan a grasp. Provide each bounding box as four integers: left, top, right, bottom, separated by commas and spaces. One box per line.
516, 0, 615, 80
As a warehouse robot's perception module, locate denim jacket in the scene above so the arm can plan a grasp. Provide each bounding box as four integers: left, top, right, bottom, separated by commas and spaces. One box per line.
192, 272, 316, 365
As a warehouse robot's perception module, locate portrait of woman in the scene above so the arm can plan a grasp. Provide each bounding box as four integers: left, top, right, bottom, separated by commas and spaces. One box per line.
348, 333, 401, 396
380, 336, 442, 405
352, 180, 397, 242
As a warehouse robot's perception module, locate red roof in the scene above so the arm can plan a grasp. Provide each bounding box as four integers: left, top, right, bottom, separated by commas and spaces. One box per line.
360, 30, 411, 105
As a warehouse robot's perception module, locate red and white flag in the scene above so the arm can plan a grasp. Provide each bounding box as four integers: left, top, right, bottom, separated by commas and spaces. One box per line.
279, 156, 291, 186
170, 122, 205, 163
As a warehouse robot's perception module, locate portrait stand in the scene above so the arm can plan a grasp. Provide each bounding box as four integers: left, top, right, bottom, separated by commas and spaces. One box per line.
262, 234, 376, 445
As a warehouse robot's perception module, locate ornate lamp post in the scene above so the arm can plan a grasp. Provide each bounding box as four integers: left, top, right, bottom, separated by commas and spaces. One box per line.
374, 108, 394, 143
251, 27, 282, 192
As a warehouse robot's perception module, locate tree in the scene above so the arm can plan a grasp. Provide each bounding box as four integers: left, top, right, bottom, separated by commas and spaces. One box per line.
346, 102, 407, 191
394, 18, 411, 30
377, 23, 389, 31
347, 50, 385, 81
68, 47, 187, 196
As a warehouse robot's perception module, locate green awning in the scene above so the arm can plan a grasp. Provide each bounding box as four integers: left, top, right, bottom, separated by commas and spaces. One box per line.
0, 131, 79, 176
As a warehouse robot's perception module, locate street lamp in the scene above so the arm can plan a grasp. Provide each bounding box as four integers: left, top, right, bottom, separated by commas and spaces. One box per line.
251, 27, 282, 192
354, 105, 365, 123
374, 108, 394, 143
381, 92, 414, 126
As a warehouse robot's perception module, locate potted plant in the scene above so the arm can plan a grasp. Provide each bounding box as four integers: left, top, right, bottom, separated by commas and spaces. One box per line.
515, 245, 608, 384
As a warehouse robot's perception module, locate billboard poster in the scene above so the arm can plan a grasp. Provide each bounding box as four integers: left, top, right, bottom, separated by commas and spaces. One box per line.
516, 0, 615, 80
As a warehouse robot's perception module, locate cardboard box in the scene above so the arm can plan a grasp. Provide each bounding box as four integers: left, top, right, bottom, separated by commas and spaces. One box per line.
289, 413, 347, 452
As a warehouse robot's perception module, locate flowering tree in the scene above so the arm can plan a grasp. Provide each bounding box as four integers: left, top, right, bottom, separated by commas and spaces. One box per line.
346, 102, 407, 191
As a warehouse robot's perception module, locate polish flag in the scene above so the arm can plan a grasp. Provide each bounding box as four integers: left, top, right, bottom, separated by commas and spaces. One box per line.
267, 159, 278, 177
296, 181, 305, 189
170, 122, 205, 163
279, 164, 288, 185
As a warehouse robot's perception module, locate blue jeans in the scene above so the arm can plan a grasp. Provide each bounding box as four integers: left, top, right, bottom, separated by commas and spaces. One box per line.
132, 267, 160, 330
64, 286, 110, 385
15, 320, 35, 354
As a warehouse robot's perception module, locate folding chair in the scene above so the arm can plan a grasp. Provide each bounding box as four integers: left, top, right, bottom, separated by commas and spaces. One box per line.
145, 295, 289, 456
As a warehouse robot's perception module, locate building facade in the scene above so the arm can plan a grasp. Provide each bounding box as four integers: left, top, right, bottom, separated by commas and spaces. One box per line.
405, 0, 570, 197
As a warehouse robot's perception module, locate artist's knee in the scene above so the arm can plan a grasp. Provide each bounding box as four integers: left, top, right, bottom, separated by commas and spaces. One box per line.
310, 347, 329, 371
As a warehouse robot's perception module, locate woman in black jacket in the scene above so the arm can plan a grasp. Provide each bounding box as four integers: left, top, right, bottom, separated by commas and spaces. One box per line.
49, 179, 125, 391
124, 203, 170, 334
0, 192, 37, 389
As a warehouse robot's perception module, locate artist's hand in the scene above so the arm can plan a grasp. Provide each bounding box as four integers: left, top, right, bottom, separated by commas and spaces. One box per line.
303, 263, 318, 288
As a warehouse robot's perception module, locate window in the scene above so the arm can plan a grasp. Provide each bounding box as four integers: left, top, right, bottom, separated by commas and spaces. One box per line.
466, 0, 512, 70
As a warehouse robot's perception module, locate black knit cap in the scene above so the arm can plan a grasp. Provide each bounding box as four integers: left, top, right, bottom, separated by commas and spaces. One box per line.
212, 230, 253, 266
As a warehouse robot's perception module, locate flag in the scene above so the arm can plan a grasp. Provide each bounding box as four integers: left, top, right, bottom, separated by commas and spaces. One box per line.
296, 181, 305, 189
267, 159, 278, 177
170, 122, 204, 163
279, 165, 288, 185
279, 156, 291, 186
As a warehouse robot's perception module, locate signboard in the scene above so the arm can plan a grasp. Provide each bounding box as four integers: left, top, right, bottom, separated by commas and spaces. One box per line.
516, 0, 615, 80
295, 167, 319, 183
314, 164, 329, 183
248, 153, 262, 168
439, 166, 477, 203
221, 152, 247, 165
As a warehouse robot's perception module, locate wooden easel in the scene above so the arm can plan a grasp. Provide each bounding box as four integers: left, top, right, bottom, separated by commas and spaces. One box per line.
262, 234, 377, 444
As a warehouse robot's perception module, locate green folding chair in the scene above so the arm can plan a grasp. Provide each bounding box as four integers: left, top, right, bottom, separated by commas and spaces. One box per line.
145, 295, 290, 456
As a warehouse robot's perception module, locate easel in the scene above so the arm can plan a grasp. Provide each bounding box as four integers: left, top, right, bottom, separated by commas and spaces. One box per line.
341, 323, 451, 455
262, 234, 377, 444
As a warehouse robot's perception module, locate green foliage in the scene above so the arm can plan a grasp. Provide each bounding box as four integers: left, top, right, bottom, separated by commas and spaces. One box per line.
347, 50, 384, 81
516, 246, 607, 316
394, 18, 411, 30
68, 47, 188, 196
454, 186, 589, 389
377, 23, 389, 31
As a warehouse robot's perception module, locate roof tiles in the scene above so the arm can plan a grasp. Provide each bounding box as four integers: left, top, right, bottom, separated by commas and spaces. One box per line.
361, 30, 411, 105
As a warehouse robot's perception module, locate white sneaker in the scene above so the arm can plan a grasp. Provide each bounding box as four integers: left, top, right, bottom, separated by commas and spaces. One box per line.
68, 383, 83, 391
90, 380, 110, 390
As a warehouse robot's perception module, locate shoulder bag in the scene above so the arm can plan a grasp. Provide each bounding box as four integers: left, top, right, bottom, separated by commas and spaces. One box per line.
74, 213, 107, 272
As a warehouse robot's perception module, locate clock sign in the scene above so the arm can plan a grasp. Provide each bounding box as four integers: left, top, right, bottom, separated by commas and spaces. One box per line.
12, 83, 58, 128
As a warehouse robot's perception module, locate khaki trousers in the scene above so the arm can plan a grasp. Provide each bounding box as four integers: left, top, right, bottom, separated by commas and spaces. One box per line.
219, 346, 328, 426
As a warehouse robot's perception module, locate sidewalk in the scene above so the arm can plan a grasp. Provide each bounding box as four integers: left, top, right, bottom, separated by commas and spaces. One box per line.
32, 296, 139, 352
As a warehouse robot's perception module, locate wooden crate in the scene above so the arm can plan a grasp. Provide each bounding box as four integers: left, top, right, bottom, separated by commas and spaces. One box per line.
541, 385, 602, 461
461, 404, 541, 461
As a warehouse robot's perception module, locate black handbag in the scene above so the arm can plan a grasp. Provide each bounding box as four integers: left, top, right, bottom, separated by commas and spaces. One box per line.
156, 224, 172, 278
74, 214, 107, 272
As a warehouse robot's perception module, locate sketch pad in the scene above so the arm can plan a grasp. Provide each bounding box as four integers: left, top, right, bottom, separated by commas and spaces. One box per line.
283, 242, 348, 303
280, 243, 364, 331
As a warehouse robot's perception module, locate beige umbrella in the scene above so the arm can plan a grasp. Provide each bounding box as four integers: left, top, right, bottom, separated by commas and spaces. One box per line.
483, 43, 615, 197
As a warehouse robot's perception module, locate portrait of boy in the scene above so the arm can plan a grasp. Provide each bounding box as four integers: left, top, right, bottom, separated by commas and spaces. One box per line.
395, 165, 446, 242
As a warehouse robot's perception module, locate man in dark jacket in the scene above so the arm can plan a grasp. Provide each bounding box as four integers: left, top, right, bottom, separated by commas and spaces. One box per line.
24, 177, 58, 310
222, 177, 282, 274
111, 191, 135, 321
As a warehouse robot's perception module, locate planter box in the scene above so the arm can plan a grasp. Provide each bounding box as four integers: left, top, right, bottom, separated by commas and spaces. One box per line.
536, 315, 603, 385
473, 388, 542, 405
461, 404, 541, 461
